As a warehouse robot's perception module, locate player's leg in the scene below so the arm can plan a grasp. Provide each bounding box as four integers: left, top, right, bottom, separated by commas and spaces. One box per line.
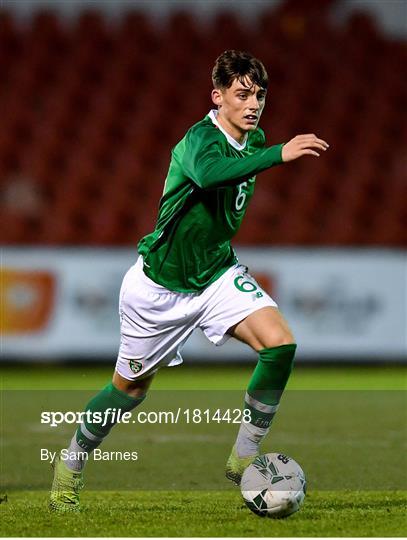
50, 370, 154, 513
197, 264, 296, 484
226, 306, 296, 484
63, 371, 155, 471
50, 257, 197, 512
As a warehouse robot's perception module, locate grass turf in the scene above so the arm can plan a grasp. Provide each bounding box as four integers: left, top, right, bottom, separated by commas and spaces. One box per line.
0, 490, 406, 537
2, 363, 406, 390
1, 364, 406, 536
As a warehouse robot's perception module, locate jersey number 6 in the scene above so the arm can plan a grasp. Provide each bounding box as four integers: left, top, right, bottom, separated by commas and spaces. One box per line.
235, 181, 248, 211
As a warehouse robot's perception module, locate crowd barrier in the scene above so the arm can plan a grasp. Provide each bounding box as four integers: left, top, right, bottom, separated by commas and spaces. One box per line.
2, 247, 406, 362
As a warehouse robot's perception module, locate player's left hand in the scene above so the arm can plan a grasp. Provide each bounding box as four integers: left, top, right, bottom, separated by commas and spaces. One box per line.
281, 134, 329, 162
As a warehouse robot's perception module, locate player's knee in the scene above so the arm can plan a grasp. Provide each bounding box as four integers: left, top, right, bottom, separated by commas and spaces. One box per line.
119, 381, 147, 399
264, 327, 295, 349
112, 370, 153, 398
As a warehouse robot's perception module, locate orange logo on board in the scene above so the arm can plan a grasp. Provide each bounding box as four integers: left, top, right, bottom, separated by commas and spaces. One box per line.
1, 269, 55, 334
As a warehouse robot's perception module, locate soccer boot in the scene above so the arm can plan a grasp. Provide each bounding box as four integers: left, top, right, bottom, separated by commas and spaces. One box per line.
49, 455, 84, 513
225, 444, 258, 486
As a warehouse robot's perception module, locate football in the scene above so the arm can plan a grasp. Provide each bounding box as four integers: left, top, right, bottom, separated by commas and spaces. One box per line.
241, 453, 306, 518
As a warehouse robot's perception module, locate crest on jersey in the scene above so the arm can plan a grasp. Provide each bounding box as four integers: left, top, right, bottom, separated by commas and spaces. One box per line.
129, 360, 143, 374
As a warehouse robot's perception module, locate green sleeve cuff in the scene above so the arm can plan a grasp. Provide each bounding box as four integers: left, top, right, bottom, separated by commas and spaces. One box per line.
270, 143, 285, 165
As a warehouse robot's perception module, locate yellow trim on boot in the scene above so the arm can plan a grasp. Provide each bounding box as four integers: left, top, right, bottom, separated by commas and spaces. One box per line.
225, 445, 258, 486
49, 455, 84, 513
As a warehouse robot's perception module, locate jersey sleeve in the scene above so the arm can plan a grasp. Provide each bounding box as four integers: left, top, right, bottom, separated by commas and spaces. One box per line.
182, 125, 284, 189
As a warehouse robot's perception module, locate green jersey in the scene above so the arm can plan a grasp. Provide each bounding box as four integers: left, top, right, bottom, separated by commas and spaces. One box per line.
138, 110, 284, 292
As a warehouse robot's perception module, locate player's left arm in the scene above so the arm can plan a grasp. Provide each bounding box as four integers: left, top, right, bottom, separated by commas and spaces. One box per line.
281, 134, 329, 161
183, 128, 329, 190
183, 133, 285, 189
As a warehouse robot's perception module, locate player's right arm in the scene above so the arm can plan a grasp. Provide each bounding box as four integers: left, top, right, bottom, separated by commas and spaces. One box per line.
182, 128, 329, 189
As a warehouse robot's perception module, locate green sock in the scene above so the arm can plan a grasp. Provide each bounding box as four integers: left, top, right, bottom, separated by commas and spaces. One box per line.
236, 344, 296, 457
63, 383, 145, 470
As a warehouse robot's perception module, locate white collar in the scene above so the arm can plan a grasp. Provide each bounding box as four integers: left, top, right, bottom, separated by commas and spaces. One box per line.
208, 109, 248, 150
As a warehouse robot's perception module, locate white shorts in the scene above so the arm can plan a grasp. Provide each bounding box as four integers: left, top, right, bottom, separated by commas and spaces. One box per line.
116, 257, 278, 380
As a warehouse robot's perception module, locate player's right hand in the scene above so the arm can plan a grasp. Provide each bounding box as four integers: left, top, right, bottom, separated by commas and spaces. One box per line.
281, 134, 329, 162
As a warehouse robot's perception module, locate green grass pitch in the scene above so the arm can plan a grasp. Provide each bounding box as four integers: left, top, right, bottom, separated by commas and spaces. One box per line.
1, 363, 406, 537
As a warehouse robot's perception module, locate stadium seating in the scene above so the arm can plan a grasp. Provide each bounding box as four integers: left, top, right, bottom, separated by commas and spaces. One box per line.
0, 4, 405, 246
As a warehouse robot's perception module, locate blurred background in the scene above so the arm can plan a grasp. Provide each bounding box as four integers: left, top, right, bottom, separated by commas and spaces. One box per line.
1, 0, 406, 364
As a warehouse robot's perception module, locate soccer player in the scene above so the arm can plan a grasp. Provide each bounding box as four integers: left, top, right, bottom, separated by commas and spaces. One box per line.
50, 50, 329, 512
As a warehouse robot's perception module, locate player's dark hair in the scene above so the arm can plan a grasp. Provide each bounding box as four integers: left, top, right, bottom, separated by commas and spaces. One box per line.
212, 50, 268, 90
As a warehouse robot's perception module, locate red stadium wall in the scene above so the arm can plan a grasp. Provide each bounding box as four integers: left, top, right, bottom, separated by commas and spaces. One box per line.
0, 2, 406, 247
